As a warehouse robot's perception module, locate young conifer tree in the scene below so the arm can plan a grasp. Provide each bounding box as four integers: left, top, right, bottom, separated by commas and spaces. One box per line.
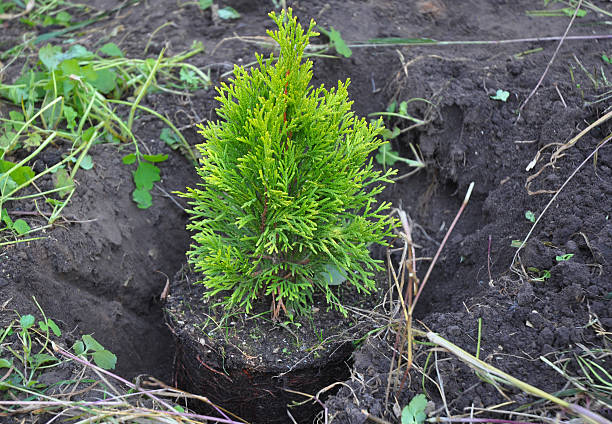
181, 9, 396, 319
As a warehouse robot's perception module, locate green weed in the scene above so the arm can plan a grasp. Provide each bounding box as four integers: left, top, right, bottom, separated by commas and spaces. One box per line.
0, 36, 209, 243
401, 394, 427, 424
369, 100, 428, 179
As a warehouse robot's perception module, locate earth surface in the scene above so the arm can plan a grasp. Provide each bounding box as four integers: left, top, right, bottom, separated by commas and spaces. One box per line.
0, 1, 610, 423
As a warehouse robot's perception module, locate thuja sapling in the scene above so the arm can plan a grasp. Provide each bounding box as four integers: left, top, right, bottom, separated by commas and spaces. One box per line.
181, 9, 396, 319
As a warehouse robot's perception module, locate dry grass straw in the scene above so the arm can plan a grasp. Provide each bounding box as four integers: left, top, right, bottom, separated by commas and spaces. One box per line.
0, 333, 245, 424
375, 160, 610, 423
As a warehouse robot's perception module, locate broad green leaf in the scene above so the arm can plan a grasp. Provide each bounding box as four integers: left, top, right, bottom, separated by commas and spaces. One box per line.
82, 334, 104, 352
92, 349, 117, 370
91, 69, 117, 94
39, 44, 92, 71
0, 358, 12, 368
31, 353, 57, 367
402, 394, 427, 424
490, 89, 510, 102
53, 168, 74, 198
73, 340, 85, 355
0, 173, 18, 196
0, 160, 35, 185
122, 153, 137, 165
1, 208, 13, 228
47, 319, 61, 336
143, 154, 168, 163
320, 263, 347, 286
63, 106, 78, 130
24, 132, 42, 148
98, 42, 124, 58
319, 26, 352, 58
39, 44, 63, 71
56, 11, 72, 25
82, 127, 96, 143
77, 64, 98, 84
59, 58, 81, 76
8, 110, 25, 131
180, 66, 199, 89
132, 187, 153, 209
217, 6, 240, 20
12, 219, 30, 235
160, 127, 179, 147
198, 0, 212, 10
20, 314, 35, 330
381, 126, 400, 141
79, 154, 94, 170
133, 161, 160, 190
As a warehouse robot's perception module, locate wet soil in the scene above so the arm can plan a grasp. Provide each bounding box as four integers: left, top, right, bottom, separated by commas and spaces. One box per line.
1, 0, 611, 423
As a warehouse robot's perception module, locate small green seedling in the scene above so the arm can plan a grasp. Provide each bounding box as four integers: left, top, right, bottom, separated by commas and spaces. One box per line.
401, 394, 427, 424
376, 144, 425, 169
318, 26, 352, 58
556, 253, 574, 262
369, 100, 427, 175
122, 153, 168, 209
490, 89, 510, 102
602, 54, 611, 65
524, 210, 536, 223
73, 334, 117, 370
1, 208, 31, 235
527, 266, 551, 282
198, 0, 213, 10
218, 6, 240, 20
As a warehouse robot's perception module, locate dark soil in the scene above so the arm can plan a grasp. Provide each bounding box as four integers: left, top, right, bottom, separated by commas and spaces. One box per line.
1, 1, 610, 423
165, 266, 387, 423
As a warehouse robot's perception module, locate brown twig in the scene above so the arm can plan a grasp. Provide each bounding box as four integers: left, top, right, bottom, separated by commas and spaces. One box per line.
409, 182, 475, 315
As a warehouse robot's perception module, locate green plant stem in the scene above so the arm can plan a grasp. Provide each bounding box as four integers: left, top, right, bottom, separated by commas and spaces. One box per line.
108, 99, 196, 163
476, 317, 482, 360
128, 48, 165, 133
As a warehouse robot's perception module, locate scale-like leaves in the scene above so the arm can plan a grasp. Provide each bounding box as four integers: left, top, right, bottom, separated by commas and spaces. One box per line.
181, 9, 396, 317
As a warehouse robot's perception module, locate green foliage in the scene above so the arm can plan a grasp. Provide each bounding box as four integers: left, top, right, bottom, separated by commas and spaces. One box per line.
401, 394, 427, 424
524, 210, 536, 223
73, 334, 117, 370
181, 9, 396, 317
123, 153, 166, 209
217, 6, 241, 20
490, 89, 510, 102
369, 99, 428, 174
318, 26, 352, 58
556, 253, 574, 262
376, 144, 424, 169
0, 40, 206, 233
